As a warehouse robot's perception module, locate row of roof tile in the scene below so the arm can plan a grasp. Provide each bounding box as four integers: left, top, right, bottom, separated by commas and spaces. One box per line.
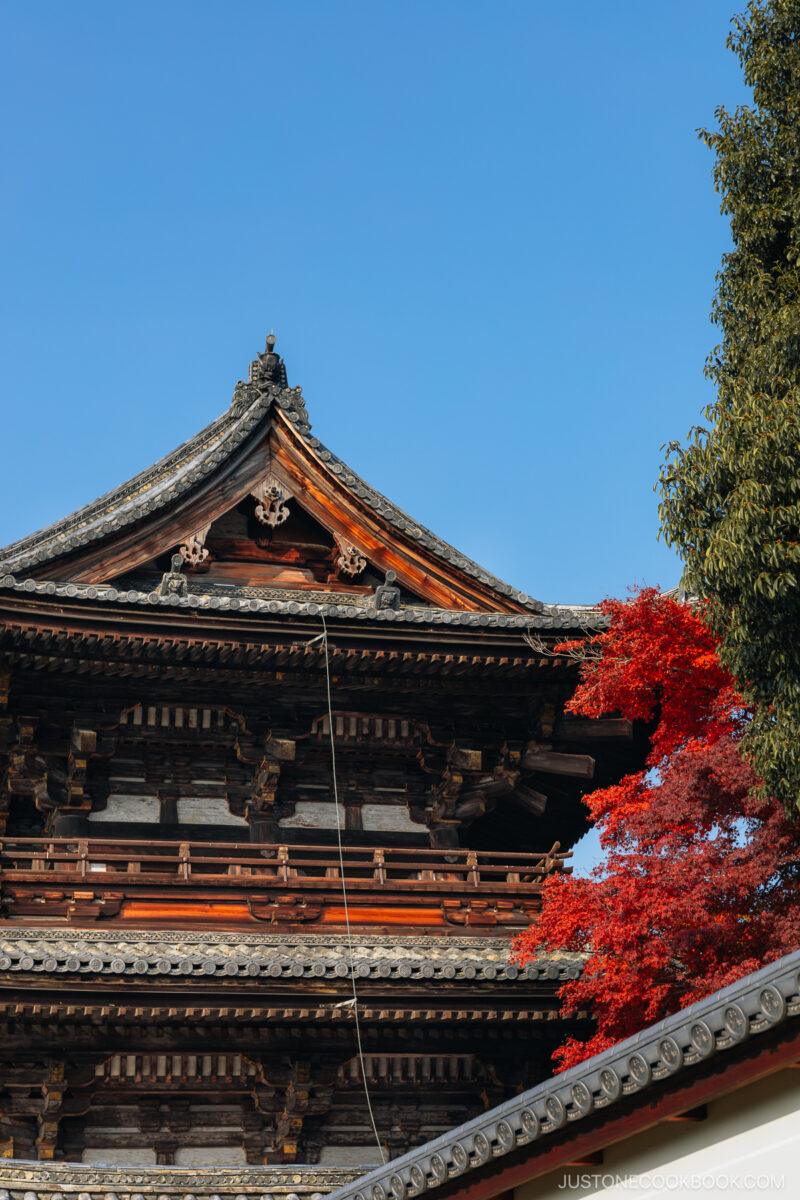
0, 932, 582, 985
0, 575, 600, 632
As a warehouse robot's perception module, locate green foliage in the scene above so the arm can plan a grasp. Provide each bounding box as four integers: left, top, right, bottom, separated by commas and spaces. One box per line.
659, 0, 800, 809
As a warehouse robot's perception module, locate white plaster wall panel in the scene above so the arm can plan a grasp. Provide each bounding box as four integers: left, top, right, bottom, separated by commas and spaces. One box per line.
81, 1148, 157, 1164
173, 1147, 247, 1166
176, 797, 248, 826
87, 795, 160, 822
319, 1146, 384, 1166
280, 800, 345, 829
361, 803, 422, 832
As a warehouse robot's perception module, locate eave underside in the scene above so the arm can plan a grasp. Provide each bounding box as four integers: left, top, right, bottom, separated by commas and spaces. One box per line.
0, 593, 646, 859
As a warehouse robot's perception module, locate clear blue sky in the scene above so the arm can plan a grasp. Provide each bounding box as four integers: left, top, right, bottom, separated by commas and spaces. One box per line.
0, 1, 749, 605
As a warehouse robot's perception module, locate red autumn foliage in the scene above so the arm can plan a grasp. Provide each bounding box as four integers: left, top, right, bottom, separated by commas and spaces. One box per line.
511, 588, 800, 1071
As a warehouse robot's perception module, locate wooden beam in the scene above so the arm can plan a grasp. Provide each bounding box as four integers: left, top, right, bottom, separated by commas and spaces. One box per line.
523, 748, 595, 778
555, 717, 633, 742
508, 785, 548, 816
564, 1151, 603, 1165
666, 1104, 707, 1122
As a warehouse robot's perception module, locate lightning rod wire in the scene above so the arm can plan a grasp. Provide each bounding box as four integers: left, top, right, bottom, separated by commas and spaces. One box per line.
320, 613, 388, 1165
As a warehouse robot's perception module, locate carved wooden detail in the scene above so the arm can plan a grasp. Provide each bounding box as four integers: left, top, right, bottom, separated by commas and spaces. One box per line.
0, 1061, 94, 1160
239, 733, 296, 840
1, 719, 102, 838
251, 474, 293, 528
334, 536, 367, 579
248, 1059, 338, 1163
427, 746, 482, 849
6, 720, 49, 822
178, 525, 211, 567
275, 1061, 310, 1162
453, 756, 520, 824
36, 1062, 66, 1160
65, 728, 97, 811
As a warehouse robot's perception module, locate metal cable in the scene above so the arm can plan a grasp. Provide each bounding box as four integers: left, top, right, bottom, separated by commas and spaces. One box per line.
320, 613, 388, 1165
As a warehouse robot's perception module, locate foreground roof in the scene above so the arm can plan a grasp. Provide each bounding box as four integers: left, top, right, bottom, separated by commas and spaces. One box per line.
327, 948, 800, 1200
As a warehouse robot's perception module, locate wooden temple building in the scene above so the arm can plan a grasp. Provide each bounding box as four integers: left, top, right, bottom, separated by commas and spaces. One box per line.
0, 337, 645, 1197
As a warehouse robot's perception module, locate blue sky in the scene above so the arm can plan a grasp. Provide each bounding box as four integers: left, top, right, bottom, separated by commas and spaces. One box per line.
0, 2, 750, 608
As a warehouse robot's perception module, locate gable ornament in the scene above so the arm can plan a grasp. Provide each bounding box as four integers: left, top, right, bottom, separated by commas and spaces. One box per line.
335, 536, 368, 579
178, 525, 211, 567
250, 474, 292, 529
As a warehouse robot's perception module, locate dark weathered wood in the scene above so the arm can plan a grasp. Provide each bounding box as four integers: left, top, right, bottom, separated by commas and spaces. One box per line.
522, 748, 595, 778
509, 785, 548, 816
555, 717, 633, 741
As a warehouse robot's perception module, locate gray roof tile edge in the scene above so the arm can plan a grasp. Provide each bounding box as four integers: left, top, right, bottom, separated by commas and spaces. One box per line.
0, 387, 283, 571
325, 948, 800, 1200
0, 929, 520, 949
0, 575, 604, 633
0, 370, 566, 615
0, 1161, 359, 1195
0, 931, 583, 986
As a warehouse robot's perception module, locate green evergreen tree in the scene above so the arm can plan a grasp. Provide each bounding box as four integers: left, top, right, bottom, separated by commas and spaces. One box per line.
659, 0, 800, 809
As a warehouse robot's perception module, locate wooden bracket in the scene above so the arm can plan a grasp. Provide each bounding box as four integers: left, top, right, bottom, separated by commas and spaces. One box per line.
523, 743, 595, 778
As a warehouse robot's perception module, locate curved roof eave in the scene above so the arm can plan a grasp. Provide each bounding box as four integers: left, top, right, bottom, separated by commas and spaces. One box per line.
0, 360, 556, 614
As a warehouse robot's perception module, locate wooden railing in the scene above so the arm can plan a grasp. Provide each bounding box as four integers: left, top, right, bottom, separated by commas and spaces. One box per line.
0, 837, 569, 896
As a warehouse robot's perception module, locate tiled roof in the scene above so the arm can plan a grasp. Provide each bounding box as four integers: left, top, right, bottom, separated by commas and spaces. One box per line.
0, 573, 601, 632
326, 948, 800, 1200
0, 930, 584, 986
0, 347, 571, 615
0, 386, 282, 577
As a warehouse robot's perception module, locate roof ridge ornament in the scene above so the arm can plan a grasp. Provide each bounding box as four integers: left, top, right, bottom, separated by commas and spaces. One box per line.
231, 332, 305, 421
157, 554, 188, 598
249, 332, 288, 389
373, 570, 401, 611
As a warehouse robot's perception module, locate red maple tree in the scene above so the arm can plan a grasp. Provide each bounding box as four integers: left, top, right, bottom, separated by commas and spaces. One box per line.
512, 588, 800, 1071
